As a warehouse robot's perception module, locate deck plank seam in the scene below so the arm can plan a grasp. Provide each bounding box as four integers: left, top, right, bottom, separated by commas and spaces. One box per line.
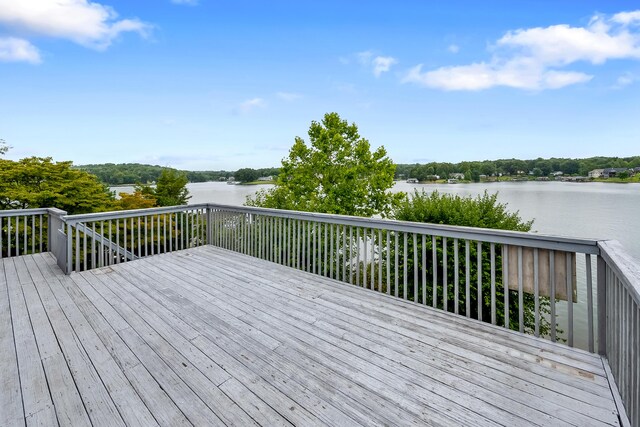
32, 254, 164, 427
84, 269, 258, 426
183, 248, 612, 396
8, 257, 62, 425
136, 254, 548, 426
112, 262, 402, 426
174, 247, 620, 422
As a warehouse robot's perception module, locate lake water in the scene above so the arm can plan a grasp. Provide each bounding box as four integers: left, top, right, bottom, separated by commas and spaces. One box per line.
113, 180, 639, 349
114, 180, 640, 260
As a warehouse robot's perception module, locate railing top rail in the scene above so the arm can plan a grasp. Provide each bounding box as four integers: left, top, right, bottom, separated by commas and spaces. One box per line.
207, 203, 601, 254
598, 240, 640, 306
0, 207, 53, 218
63, 203, 210, 225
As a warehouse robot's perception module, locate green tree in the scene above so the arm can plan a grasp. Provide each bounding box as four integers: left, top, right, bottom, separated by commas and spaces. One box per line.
153, 169, 190, 206
391, 191, 551, 335
247, 112, 402, 217
0, 157, 114, 214
0, 139, 9, 156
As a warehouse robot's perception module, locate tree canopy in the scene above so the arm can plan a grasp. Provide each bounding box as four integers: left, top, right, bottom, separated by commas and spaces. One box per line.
0, 157, 114, 214
0, 139, 9, 156
136, 169, 191, 207
247, 112, 402, 217
392, 191, 549, 334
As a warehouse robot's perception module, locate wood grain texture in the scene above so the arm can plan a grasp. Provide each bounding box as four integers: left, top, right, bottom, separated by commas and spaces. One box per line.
2, 249, 624, 426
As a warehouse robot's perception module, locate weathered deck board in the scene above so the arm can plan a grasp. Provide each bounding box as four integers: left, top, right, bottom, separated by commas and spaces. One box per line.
2, 248, 624, 426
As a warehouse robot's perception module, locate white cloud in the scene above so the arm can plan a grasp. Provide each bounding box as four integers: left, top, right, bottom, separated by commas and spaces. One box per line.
0, 0, 151, 50
276, 92, 302, 101
237, 98, 266, 113
404, 10, 640, 91
0, 37, 41, 64
372, 56, 397, 77
448, 44, 460, 53
614, 72, 638, 88
171, 0, 198, 5
354, 51, 397, 77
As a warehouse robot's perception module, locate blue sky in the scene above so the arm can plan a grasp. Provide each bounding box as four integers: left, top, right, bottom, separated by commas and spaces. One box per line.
1, 1, 639, 170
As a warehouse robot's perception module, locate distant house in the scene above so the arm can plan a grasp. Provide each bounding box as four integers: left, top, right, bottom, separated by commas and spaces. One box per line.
406, 178, 419, 183
603, 168, 628, 178
257, 176, 274, 181
447, 179, 458, 184
588, 169, 605, 178
536, 177, 550, 181
632, 167, 640, 175
551, 171, 563, 177
449, 173, 465, 180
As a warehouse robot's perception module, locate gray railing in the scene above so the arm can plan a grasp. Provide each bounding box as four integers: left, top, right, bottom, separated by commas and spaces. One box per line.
0, 208, 67, 261
1, 203, 637, 423
62, 204, 209, 274
599, 240, 639, 427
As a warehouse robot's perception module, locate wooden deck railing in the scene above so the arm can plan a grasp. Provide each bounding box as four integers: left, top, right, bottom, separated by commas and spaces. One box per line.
1, 203, 638, 424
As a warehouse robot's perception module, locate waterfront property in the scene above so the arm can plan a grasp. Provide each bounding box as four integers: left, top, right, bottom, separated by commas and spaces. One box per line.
1, 205, 638, 426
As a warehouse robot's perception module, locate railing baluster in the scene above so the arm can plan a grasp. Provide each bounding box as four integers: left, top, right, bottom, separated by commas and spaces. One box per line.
356, 227, 361, 286
394, 232, 399, 298
31, 215, 35, 254
454, 238, 459, 314
504, 245, 509, 328
314, 222, 318, 274
518, 246, 524, 333
432, 236, 437, 308
349, 226, 353, 284
83, 222, 87, 270
361, 228, 366, 287
586, 253, 594, 352
491, 243, 496, 325
403, 232, 408, 300
443, 237, 447, 311
422, 234, 427, 305
477, 242, 483, 321
567, 253, 573, 347
371, 229, 376, 290
550, 250, 556, 342
414, 233, 418, 302
534, 248, 539, 337
116, 218, 121, 263
75, 223, 80, 271
329, 224, 334, 279
465, 241, 471, 318
23, 215, 27, 255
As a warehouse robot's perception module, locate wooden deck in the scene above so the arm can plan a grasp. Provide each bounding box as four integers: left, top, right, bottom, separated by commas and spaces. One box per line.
1, 246, 624, 426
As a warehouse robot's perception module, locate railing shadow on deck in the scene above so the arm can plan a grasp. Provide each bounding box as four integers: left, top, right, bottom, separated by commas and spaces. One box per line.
1, 203, 638, 426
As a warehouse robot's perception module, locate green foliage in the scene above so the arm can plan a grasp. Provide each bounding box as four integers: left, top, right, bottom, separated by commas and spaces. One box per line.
396, 155, 640, 181
391, 191, 551, 335
395, 190, 532, 231
75, 163, 234, 185
0, 139, 9, 156
247, 112, 403, 217
115, 191, 157, 210
151, 169, 191, 206
0, 157, 114, 214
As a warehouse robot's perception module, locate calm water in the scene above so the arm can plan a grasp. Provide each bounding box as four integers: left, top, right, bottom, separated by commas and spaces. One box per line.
114, 180, 639, 348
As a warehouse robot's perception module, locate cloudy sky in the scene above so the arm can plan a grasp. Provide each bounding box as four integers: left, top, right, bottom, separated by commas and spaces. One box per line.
1, 0, 639, 170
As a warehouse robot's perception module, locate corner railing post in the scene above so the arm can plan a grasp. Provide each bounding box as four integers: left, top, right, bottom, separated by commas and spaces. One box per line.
597, 253, 607, 355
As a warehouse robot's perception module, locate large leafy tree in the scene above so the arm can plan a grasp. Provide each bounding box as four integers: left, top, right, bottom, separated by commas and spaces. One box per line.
0, 157, 114, 214
247, 112, 402, 216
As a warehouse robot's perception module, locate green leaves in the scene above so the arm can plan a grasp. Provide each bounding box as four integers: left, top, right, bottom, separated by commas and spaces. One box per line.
0, 157, 113, 214
247, 112, 401, 217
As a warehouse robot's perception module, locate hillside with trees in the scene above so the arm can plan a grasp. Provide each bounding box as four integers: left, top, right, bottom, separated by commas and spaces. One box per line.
75, 163, 280, 185
395, 156, 640, 182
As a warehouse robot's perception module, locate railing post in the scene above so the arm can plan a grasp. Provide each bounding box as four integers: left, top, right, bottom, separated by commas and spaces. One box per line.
206, 206, 212, 245
597, 254, 607, 355
66, 222, 73, 275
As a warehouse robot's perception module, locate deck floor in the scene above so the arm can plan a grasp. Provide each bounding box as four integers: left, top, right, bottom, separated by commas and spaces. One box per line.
1, 246, 623, 426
